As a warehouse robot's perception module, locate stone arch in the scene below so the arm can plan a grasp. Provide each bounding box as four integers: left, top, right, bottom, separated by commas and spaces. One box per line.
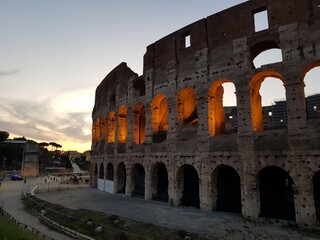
132, 103, 146, 144
106, 163, 114, 180
151, 94, 169, 143
313, 171, 320, 222
212, 165, 241, 213
249, 40, 282, 68
132, 163, 145, 198
177, 164, 200, 208
258, 166, 295, 220
302, 61, 320, 120
107, 112, 116, 143
208, 80, 236, 136
150, 162, 169, 202
176, 87, 198, 125
116, 162, 126, 194
250, 71, 285, 131
118, 105, 127, 143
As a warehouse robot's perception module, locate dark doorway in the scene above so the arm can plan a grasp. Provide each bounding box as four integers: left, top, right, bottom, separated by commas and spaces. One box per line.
313, 171, 320, 221
106, 163, 114, 180
180, 165, 200, 208
132, 164, 145, 198
99, 163, 104, 179
116, 162, 126, 194
259, 167, 295, 220
216, 166, 241, 213
153, 163, 169, 202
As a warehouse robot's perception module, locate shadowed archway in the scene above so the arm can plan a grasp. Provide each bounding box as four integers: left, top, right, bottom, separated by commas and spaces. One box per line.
132, 163, 145, 198
177, 164, 200, 208
216, 165, 241, 213
259, 166, 295, 220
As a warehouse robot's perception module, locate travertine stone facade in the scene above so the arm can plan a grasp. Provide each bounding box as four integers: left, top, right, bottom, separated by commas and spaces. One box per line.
91, 0, 320, 226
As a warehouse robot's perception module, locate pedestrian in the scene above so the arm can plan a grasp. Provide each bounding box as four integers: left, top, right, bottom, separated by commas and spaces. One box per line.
24, 179, 26, 184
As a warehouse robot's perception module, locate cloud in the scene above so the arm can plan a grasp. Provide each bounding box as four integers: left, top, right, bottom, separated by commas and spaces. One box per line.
0, 69, 20, 76
0, 95, 92, 151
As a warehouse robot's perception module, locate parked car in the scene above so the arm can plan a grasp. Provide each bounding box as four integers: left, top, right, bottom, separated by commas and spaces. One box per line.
11, 174, 23, 181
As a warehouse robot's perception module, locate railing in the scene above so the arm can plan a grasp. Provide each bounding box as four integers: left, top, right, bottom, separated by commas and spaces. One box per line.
0, 206, 54, 240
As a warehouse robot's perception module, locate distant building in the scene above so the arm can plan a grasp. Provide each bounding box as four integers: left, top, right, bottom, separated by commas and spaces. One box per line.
21, 140, 39, 177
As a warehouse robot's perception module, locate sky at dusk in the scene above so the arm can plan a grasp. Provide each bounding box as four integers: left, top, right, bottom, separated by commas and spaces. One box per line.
0, 0, 319, 152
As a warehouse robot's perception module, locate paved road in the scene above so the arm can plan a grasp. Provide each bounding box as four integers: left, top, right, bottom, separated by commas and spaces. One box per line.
0, 177, 74, 240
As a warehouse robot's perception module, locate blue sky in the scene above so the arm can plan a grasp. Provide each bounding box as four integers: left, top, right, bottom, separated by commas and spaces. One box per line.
0, 0, 318, 152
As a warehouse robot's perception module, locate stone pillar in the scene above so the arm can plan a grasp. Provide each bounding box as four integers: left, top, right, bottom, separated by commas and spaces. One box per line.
197, 97, 210, 152
167, 169, 175, 205
238, 136, 259, 220
126, 107, 133, 153
294, 175, 316, 226
236, 90, 252, 134
285, 81, 307, 133
144, 106, 152, 153
199, 172, 213, 211
125, 163, 133, 197
166, 100, 177, 152
144, 169, 153, 200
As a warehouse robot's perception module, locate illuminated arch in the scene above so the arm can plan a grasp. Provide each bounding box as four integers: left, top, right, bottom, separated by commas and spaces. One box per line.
100, 114, 107, 141
95, 118, 101, 142
176, 87, 198, 125
151, 94, 168, 142
208, 80, 236, 136
107, 112, 116, 143
132, 103, 146, 144
250, 71, 285, 131
118, 105, 127, 143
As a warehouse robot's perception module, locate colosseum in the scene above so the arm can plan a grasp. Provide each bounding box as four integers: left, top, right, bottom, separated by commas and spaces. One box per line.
90, 0, 320, 226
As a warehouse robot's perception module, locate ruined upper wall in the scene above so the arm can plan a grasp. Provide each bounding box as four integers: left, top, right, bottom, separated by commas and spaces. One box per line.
144, 0, 320, 74
93, 62, 138, 115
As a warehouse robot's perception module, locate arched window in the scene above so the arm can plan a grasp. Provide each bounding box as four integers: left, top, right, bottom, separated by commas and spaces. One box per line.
151, 94, 169, 143
118, 105, 127, 143
250, 71, 286, 131
107, 112, 116, 143
208, 80, 237, 136
177, 87, 198, 125
303, 63, 320, 119
132, 103, 146, 144
250, 40, 282, 69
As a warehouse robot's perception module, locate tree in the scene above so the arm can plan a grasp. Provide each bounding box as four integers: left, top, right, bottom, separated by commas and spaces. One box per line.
39, 142, 49, 148
13, 136, 27, 141
49, 142, 62, 151
0, 131, 9, 142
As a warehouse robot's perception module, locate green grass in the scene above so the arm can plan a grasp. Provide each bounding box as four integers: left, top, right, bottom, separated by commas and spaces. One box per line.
0, 215, 44, 240
23, 196, 209, 240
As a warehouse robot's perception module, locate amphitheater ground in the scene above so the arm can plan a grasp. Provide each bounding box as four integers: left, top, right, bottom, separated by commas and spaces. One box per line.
34, 184, 320, 240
